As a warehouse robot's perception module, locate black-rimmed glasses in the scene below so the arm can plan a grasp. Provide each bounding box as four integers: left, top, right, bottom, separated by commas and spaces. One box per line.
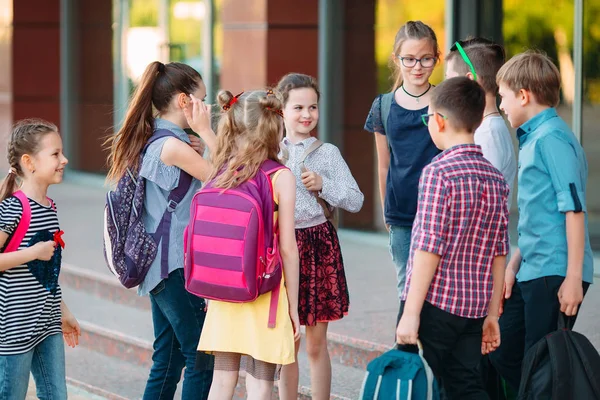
397, 56, 437, 68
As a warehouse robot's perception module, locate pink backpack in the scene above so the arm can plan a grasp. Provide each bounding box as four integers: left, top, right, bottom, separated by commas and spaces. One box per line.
184, 160, 287, 328
3, 191, 55, 253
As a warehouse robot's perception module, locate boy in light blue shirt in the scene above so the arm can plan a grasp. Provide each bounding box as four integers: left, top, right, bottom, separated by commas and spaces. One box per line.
489, 51, 593, 393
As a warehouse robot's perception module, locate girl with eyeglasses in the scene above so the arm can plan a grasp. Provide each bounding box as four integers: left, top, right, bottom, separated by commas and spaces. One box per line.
363, 20, 441, 325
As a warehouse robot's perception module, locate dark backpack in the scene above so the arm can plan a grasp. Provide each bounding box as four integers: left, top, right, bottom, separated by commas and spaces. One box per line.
518, 315, 600, 400
103, 129, 192, 288
360, 343, 440, 400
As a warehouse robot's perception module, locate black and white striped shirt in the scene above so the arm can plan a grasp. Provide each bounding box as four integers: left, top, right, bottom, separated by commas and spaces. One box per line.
0, 196, 62, 355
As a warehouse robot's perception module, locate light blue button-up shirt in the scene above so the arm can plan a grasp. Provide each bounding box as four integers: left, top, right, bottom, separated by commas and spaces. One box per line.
137, 119, 203, 296
516, 108, 594, 283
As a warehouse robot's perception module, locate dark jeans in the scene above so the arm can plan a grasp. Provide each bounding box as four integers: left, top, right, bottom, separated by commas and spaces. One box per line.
401, 301, 488, 400
143, 269, 213, 400
488, 275, 590, 394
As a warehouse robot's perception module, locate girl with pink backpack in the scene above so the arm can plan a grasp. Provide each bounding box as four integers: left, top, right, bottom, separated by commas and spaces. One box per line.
0, 119, 80, 399
276, 73, 364, 400
196, 89, 300, 399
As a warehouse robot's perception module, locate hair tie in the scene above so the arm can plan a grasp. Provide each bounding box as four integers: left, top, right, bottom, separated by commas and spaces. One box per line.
266, 107, 283, 117
7, 167, 16, 175
157, 63, 165, 73
222, 91, 244, 111
266, 89, 275, 96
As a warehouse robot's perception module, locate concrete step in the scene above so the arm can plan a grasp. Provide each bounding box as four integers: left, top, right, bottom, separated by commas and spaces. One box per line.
27, 376, 124, 400
63, 286, 361, 399
60, 263, 388, 370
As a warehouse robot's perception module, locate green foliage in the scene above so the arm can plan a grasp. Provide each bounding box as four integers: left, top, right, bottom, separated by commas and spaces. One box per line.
130, 0, 158, 27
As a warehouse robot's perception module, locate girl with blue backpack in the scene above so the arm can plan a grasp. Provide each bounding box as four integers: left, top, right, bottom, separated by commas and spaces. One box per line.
105, 61, 216, 400
0, 119, 80, 399
363, 21, 441, 318
196, 89, 300, 400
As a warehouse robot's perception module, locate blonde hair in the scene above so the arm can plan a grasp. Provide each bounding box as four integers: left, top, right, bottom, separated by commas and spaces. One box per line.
391, 21, 440, 90
496, 51, 561, 107
210, 90, 283, 189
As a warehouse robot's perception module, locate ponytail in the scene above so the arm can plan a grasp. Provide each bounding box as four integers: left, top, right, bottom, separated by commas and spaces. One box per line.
105, 62, 162, 182
0, 171, 18, 202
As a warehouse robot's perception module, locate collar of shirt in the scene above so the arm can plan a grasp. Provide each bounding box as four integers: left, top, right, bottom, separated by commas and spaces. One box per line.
282, 136, 318, 149
154, 118, 191, 143
432, 143, 482, 163
516, 108, 558, 144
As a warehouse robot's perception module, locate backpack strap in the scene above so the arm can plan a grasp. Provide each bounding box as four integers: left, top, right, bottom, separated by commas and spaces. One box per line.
298, 139, 323, 171
147, 129, 194, 279
279, 142, 290, 165
4, 191, 32, 253
297, 140, 336, 222
547, 331, 574, 400
381, 92, 394, 136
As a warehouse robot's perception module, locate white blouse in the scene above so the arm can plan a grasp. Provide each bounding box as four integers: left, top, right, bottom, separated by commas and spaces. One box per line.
279, 137, 364, 229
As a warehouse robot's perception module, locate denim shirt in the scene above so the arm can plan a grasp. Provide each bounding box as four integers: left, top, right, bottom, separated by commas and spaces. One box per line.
516, 108, 594, 283
137, 119, 203, 296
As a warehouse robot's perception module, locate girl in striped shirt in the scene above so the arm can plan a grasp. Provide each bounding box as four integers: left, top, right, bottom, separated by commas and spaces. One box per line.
0, 119, 80, 400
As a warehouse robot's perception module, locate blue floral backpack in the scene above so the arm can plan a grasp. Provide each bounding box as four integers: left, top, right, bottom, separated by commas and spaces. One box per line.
103, 129, 192, 288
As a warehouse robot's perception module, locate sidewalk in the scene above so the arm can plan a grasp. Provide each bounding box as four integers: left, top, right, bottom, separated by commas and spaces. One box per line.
48, 178, 600, 348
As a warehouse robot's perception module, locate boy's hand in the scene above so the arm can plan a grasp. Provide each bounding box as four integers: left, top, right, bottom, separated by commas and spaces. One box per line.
499, 267, 516, 316
188, 134, 206, 155
396, 314, 420, 345
62, 309, 81, 348
301, 171, 323, 192
558, 276, 583, 316
481, 315, 501, 354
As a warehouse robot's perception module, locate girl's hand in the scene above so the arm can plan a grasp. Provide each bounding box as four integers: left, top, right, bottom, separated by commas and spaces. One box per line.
300, 171, 323, 192
188, 134, 206, 155
32, 241, 56, 261
184, 95, 212, 136
290, 310, 301, 342
62, 309, 81, 348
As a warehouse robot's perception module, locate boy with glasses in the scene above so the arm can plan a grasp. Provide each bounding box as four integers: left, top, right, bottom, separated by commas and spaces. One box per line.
446, 38, 517, 211
396, 77, 509, 399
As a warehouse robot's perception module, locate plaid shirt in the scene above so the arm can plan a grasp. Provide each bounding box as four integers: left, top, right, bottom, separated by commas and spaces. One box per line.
402, 144, 510, 318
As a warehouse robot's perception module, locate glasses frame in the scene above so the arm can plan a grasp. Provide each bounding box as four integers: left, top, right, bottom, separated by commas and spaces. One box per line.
397, 56, 437, 68
453, 41, 477, 81
421, 112, 447, 127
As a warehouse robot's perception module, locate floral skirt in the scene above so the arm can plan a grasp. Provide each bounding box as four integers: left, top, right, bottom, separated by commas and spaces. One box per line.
295, 221, 350, 326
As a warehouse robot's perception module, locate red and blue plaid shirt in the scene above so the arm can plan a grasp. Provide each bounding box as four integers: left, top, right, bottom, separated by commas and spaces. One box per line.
402, 144, 510, 318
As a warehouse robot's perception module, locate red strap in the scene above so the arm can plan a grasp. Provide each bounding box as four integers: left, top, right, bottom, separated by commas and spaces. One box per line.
4, 191, 32, 253
268, 282, 280, 329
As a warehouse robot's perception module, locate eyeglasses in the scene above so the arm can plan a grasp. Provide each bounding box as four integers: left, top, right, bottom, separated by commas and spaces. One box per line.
451, 41, 477, 81
421, 112, 447, 127
397, 56, 437, 68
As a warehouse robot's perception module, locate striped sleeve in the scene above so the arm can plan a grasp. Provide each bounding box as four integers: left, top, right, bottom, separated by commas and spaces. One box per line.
0, 197, 23, 236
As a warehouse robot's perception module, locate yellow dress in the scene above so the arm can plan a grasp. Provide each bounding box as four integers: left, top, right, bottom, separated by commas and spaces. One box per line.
197, 171, 295, 365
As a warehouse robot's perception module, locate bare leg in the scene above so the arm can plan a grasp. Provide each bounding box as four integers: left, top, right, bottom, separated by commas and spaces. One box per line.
207, 370, 239, 400
246, 373, 274, 400
278, 338, 301, 400
306, 322, 331, 400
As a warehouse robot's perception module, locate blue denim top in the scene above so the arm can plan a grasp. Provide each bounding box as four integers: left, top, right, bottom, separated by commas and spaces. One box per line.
516, 108, 594, 283
137, 119, 203, 296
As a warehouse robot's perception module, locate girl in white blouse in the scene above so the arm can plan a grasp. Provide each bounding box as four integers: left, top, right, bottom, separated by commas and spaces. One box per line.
276, 73, 364, 400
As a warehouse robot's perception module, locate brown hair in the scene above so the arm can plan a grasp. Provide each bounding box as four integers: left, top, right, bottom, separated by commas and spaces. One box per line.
276, 73, 320, 106
446, 37, 505, 94
391, 21, 440, 90
105, 61, 203, 182
430, 77, 486, 133
496, 51, 561, 107
210, 89, 284, 189
1, 119, 58, 201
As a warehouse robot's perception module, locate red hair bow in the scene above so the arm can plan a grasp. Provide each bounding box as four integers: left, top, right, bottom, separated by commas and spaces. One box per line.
223, 91, 244, 111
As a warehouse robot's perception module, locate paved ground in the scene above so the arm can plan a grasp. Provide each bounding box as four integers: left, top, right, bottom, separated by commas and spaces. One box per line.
48, 179, 600, 349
